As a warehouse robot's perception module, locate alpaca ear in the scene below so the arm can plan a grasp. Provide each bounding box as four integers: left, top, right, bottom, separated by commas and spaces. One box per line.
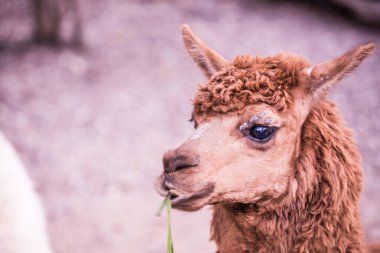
181, 24, 228, 78
304, 42, 376, 99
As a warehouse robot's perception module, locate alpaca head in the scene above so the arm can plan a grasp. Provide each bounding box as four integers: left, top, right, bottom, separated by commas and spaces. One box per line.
155, 24, 375, 211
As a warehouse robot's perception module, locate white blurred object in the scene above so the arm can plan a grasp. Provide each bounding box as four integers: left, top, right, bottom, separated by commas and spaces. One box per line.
0, 132, 52, 253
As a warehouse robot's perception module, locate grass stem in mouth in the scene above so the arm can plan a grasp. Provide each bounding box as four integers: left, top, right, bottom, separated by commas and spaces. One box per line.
166, 197, 174, 253
156, 196, 174, 253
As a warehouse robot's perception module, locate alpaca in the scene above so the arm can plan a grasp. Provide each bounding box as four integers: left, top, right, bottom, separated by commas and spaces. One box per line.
0, 132, 52, 253
155, 24, 380, 253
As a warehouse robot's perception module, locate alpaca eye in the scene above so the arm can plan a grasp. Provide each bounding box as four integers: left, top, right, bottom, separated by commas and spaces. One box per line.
248, 125, 276, 142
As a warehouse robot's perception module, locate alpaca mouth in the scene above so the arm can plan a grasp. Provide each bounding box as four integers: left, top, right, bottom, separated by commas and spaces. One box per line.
155, 177, 215, 210
168, 184, 215, 210
167, 188, 183, 201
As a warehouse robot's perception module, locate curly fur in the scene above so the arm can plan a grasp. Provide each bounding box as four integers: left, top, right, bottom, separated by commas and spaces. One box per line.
193, 54, 309, 114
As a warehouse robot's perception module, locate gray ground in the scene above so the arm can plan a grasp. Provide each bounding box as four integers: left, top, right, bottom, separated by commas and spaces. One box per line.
0, 0, 379, 252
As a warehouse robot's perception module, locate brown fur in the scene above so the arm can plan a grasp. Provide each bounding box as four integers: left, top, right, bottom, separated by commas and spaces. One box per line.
211, 101, 364, 253
155, 24, 377, 253
194, 54, 309, 113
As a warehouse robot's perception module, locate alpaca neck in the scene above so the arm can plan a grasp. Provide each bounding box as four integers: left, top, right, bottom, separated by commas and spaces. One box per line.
211, 203, 294, 253
211, 204, 285, 253
210, 101, 365, 253
211, 201, 364, 253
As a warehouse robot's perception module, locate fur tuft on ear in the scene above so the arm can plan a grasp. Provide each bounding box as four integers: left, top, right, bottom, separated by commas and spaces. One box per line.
181, 24, 228, 78
305, 42, 376, 99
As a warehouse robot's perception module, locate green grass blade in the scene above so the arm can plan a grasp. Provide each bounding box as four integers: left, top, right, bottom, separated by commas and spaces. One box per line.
166, 197, 174, 253
156, 197, 175, 253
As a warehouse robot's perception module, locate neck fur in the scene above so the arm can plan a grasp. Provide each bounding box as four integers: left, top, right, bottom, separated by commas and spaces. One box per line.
211, 101, 364, 253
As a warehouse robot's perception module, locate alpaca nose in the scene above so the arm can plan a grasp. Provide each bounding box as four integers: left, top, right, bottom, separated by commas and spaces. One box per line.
163, 149, 200, 173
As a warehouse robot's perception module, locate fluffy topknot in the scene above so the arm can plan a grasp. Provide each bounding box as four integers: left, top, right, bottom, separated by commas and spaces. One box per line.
193, 53, 310, 114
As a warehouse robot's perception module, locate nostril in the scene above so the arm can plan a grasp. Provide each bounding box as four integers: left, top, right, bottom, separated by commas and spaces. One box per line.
162, 150, 200, 173
171, 154, 199, 172
174, 162, 198, 172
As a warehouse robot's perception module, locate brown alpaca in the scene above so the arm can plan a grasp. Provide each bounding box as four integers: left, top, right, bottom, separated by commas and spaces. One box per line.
155, 24, 379, 253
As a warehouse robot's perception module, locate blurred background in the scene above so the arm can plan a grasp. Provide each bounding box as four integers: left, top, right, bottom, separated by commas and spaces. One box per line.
0, 0, 379, 252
